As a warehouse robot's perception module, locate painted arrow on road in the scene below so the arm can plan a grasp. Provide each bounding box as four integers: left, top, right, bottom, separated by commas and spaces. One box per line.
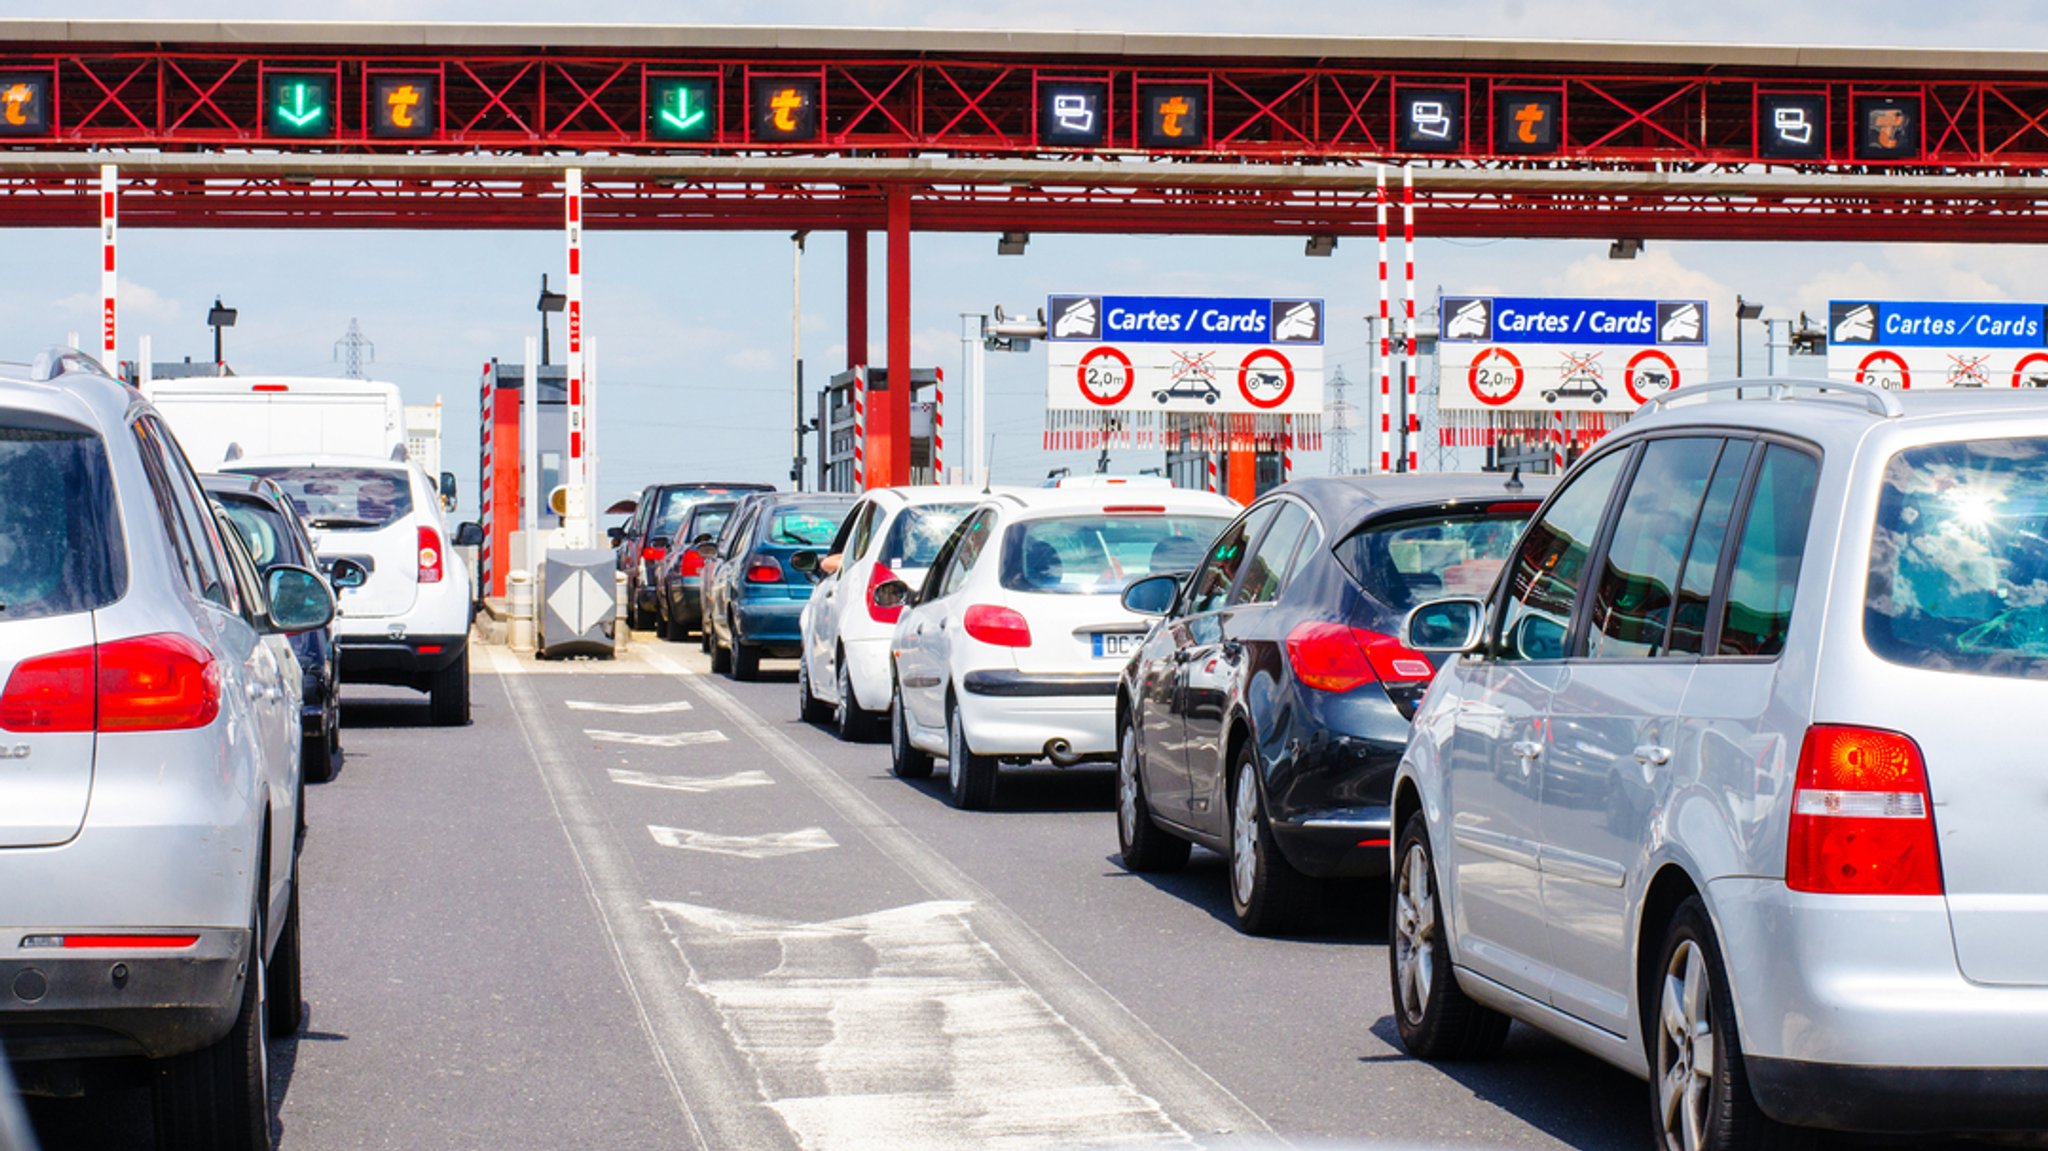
585, 728, 728, 748
648, 826, 836, 859
567, 699, 695, 715
609, 768, 772, 793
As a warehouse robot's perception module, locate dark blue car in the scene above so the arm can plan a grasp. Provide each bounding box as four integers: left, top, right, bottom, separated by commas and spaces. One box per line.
1114, 473, 1553, 934
702, 492, 855, 681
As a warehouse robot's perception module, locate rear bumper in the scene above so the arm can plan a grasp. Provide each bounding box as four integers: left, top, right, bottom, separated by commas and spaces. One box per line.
733, 600, 804, 653
1747, 1058, 2048, 1133
1270, 811, 1393, 878
957, 683, 1118, 759
0, 928, 249, 1061
337, 634, 467, 685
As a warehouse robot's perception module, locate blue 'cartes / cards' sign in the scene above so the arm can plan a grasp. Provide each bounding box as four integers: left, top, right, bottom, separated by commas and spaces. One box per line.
1047, 294, 1324, 346
1828, 300, 2048, 348
1440, 296, 1708, 346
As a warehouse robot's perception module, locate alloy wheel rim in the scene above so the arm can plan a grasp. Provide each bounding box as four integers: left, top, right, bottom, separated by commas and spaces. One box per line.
1231, 766, 1258, 905
1118, 732, 1140, 844
839, 663, 854, 725
1394, 843, 1436, 1024
1656, 939, 1715, 1151
949, 715, 964, 791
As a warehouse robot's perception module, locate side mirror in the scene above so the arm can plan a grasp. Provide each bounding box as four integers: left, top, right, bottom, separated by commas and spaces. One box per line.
327, 557, 370, 590
648, 535, 672, 551
789, 550, 820, 573
692, 539, 719, 557
1120, 573, 1180, 617
1406, 597, 1486, 652
439, 471, 458, 502
871, 578, 911, 609
266, 565, 337, 634
1513, 613, 1568, 662
453, 521, 484, 548
606, 525, 626, 545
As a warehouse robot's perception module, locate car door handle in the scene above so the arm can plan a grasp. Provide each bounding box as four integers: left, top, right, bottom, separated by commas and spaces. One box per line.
1634, 744, 1672, 767
1511, 740, 1544, 761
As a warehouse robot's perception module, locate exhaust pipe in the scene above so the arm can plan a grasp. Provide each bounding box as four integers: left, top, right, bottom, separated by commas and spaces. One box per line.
1044, 738, 1080, 766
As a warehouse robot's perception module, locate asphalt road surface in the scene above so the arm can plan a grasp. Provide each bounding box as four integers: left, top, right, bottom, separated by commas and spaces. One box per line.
22, 638, 1974, 1150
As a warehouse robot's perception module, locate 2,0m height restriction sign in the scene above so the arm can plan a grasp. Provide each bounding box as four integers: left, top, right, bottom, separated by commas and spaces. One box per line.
1076, 345, 1135, 406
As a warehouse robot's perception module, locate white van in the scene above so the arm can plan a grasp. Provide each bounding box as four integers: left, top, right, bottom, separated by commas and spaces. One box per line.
142, 375, 406, 468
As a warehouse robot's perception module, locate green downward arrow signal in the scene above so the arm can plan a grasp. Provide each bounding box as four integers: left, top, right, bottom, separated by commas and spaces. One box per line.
659, 87, 707, 134
276, 83, 325, 130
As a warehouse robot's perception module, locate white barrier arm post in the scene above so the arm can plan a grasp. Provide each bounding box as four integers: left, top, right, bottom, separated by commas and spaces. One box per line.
100, 164, 117, 371
563, 167, 588, 549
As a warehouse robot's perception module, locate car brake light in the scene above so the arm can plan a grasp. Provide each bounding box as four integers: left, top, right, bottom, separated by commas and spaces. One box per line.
96, 634, 222, 732
1488, 501, 1542, 515
1285, 622, 1435, 693
868, 562, 903, 624
251, 383, 289, 393
0, 646, 95, 732
39, 934, 200, 949
641, 545, 668, 564
746, 557, 784, 583
1102, 505, 1166, 514
963, 604, 1032, 647
680, 550, 705, 578
418, 526, 444, 584
1788, 725, 1942, 896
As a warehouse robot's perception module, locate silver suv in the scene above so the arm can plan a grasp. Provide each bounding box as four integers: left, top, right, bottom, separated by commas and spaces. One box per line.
1392, 379, 2048, 1148
0, 352, 332, 1151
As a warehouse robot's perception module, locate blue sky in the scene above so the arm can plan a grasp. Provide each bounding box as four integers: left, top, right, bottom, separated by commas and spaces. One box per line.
9, 3, 2048, 513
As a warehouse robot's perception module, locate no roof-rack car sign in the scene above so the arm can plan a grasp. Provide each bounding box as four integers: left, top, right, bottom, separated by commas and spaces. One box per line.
1437, 295, 1708, 412
1045, 294, 1325, 418
1825, 300, 2048, 390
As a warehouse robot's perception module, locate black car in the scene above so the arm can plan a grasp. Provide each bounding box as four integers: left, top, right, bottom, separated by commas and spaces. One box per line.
1113, 473, 1554, 934
652, 498, 736, 641
610, 481, 774, 630
203, 472, 361, 782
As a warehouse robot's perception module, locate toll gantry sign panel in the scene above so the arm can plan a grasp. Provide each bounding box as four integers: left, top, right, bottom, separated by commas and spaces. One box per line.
1825, 300, 2048, 391
1438, 295, 1709, 412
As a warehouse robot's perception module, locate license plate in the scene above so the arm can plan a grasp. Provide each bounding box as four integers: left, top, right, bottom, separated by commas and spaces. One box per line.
1092, 632, 1141, 658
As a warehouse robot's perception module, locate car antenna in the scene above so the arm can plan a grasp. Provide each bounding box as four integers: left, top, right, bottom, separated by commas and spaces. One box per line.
1504, 466, 1524, 494
982, 435, 995, 494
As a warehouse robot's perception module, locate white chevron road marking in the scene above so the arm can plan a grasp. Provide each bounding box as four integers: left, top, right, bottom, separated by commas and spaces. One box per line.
647, 826, 837, 860
608, 768, 773, 794
567, 699, 696, 715
585, 728, 729, 748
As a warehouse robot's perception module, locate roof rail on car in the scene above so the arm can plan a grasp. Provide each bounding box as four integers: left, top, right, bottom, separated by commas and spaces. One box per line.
30, 348, 115, 384
1642, 376, 1902, 419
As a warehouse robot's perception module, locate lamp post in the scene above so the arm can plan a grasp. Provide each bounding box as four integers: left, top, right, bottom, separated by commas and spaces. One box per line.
536, 274, 565, 365
206, 297, 237, 368
1734, 295, 1764, 377
791, 230, 807, 491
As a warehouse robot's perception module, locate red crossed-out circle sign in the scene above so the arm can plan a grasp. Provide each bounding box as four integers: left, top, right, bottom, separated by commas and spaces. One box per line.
2013, 352, 2048, 389
1237, 348, 1296, 409
1467, 346, 1523, 406
1624, 348, 1680, 405
1856, 349, 1912, 390
1076, 345, 1135, 406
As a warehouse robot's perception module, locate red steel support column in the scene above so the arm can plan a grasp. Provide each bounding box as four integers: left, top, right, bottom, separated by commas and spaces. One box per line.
878, 189, 913, 488
846, 229, 868, 370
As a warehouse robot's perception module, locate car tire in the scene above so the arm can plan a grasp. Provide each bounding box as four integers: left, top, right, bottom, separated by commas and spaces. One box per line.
266, 863, 303, 1040
835, 658, 882, 742
1391, 810, 1512, 1060
654, 597, 674, 641
429, 652, 470, 727
797, 656, 833, 724
710, 619, 733, 674
699, 613, 713, 654
890, 680, 934, 780
731, 641, 761, 681
302, 731, 336, 784
1648, 897, 1815, 1151
946, 696, 998, 810
1117, 715, 1190, 872
1226, 745, 1318, 935
152, 909, 272, 1151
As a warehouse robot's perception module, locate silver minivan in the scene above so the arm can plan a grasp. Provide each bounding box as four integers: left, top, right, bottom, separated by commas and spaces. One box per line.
0, 353, 332, 1151
1392, 380, 2048, 1148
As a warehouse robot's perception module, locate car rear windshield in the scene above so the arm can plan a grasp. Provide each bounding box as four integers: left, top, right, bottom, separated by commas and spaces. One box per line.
216, 496, 301, 568
1000, 514, 1229, 595
1867, 437, 2048, 678
1335, 509, 1533, 610
682, 502, 734, 545
0, 418, 126, 621
762, 504, 850, 548
879, 502, 975, 568
235, 467, 414, 530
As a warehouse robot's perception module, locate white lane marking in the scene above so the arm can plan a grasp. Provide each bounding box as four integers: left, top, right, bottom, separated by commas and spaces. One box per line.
648, 826, 837, 860
569, 699, 696, 715
495, 670, 792, 1150
653, 899, 1193, 1150
636, 644, 1277, 1145
586, 728, 730, 748
609, 768, 773, 794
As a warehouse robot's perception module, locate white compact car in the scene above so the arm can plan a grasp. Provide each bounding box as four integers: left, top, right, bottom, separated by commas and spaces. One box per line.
884, 486, 1236, 808
227, 452, 482, 725
797, 486, 982, 741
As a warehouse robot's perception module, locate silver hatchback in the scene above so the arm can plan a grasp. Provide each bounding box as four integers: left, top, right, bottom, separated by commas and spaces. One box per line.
1392, 379, 2048, 1148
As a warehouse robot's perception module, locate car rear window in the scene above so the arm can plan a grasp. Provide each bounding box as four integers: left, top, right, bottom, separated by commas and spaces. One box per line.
1867, 437, 2048, 678
879, 502, 975, 568
682, 502, 733, 545
234, 466, 414, 530
1336, 508, 1534, 611
1000, 514, 1230, 595
762, 504, 850, 548
0, 419, 126, 621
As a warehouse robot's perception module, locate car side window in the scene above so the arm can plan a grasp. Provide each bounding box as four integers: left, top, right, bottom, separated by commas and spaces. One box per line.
828, 501, 871, 560
848, 502, 879, 560
1667, 440, 1754, 656
214, 508, 270, 628
1187, 504, 1277, 616
1716, 443, 1821, 658
131, 420, 207, 600
137, 416, 238, 613
1495, 448, 1629, 662
1584, 437, 1724, 660
722, 508, 758, 557
1230, 501, 1312, 607
939, 510, 994, 597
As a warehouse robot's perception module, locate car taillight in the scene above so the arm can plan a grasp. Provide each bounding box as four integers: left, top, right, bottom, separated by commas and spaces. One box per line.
97, 634, 222, 732
963, 604, 1032, 647
868, 562, 903, 624
0, 646, 95, 732
680, 550, 705, 578
418, 526, 444, 584
1788, 725, 1942, 896
746, 557, 784, 583
1284, 622, 1435, 693
641, 545, 668, 564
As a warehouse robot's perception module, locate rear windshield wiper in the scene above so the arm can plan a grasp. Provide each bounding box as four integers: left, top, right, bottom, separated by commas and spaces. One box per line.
309, 516, 379, 529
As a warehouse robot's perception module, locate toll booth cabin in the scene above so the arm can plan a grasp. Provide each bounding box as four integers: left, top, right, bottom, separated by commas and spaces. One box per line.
820, 366, 939, 492
477, 359, 569, 601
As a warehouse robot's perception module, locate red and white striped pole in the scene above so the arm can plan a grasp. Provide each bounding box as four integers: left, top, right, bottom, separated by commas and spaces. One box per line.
1206, 416, 1219, 494
1281, 415, 1294, 486
851, 369, 866, 489
1402, 165, 1420, 474
99, 164, 117, 371
563, 167, 589, 548
932, 366, 945, 482
1376, 165, 1392, 474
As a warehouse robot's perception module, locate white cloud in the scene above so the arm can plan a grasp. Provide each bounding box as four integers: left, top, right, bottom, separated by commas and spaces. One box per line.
1546, 247, 1728, 305
723, 348, 777, 372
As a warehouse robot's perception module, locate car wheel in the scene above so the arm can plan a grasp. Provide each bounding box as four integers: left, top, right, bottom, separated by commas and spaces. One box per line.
797, 656, 833, 724
654, 596, 674, 641
266, 861, 303, 1039
429, 651, 470, 727
1649, 898, 1815, 1151
890, 680, 934, 780
699, 612, 713, 653
835, 657, 881, 742
710, 617, 733, 674
1391, 810, 1512, 1059
946, 696, 997, 810
731, 641, 761, 681
302, 730, 336, 784
1227, 744, 1318, 935
1117, 715, 1189, 872
152, 908, 272, 1151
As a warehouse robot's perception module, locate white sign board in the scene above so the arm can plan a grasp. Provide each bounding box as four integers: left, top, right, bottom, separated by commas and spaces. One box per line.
1825, 300, 2048, 390
1437, 295, 1709, 413
1045, 294, 1324, 418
